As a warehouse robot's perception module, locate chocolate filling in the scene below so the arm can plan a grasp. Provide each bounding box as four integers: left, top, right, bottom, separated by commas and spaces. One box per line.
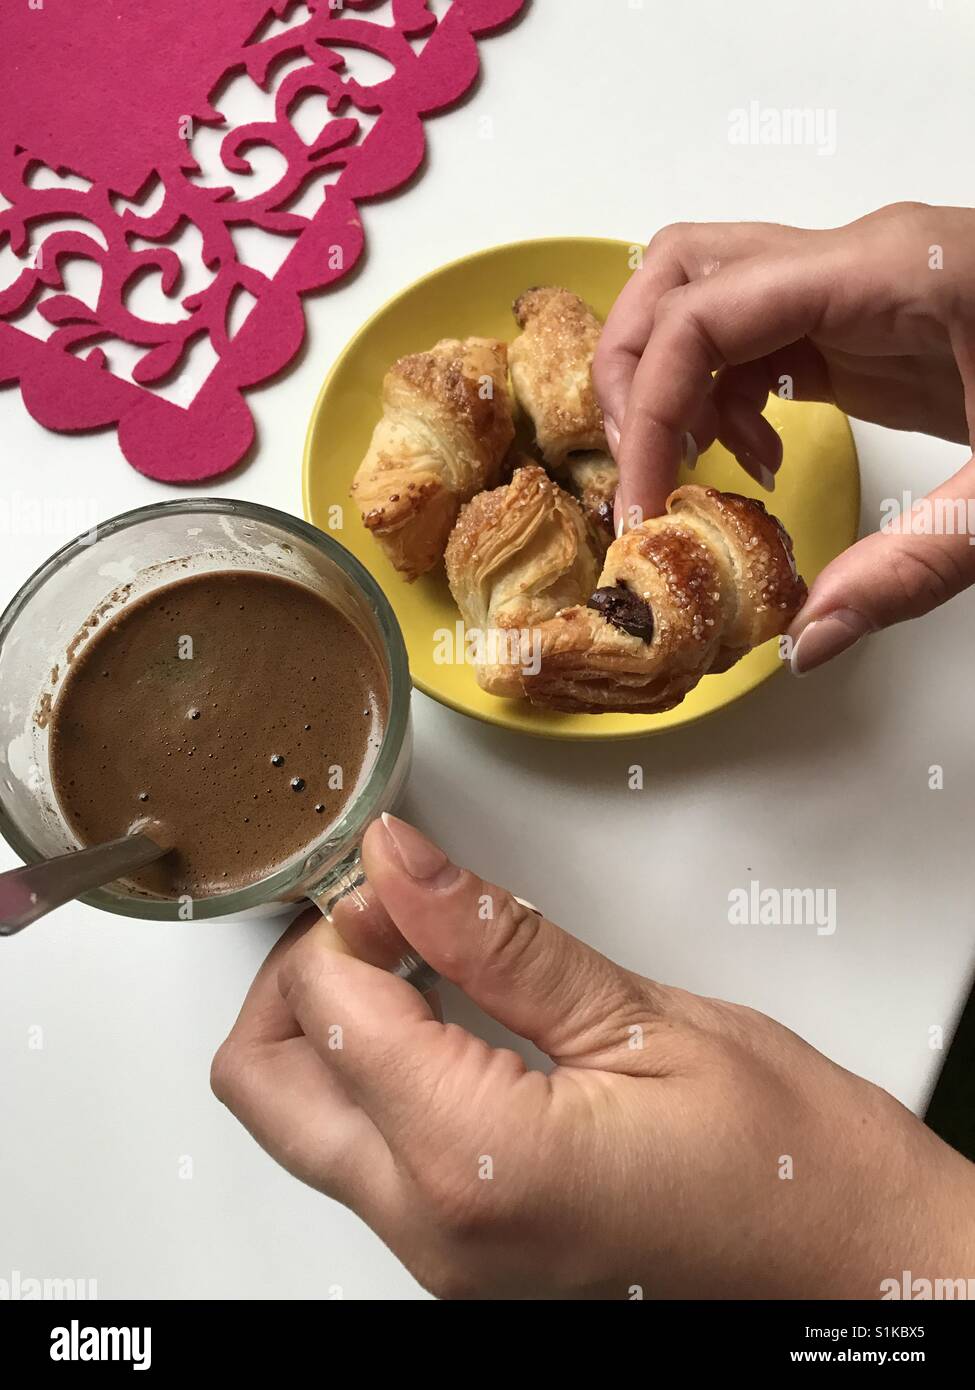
587, 583, 654, 643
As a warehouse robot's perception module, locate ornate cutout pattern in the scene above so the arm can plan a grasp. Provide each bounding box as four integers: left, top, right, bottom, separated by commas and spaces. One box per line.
0, 0, 524, 481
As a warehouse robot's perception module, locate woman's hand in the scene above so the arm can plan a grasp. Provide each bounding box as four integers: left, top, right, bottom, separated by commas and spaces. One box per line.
593, 203, 975, 673
212, 816, 975, 1299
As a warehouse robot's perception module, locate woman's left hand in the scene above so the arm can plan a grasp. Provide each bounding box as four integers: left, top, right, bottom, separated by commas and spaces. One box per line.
211, 816, 975, 1299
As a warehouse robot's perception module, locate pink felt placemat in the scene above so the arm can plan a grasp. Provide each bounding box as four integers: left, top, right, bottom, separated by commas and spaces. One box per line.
0, 0, 525, 482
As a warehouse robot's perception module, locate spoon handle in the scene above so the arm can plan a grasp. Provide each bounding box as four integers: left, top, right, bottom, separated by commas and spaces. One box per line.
0, 834, 166, 936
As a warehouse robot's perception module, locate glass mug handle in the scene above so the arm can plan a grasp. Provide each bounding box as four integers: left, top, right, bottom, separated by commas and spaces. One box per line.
307, 846, 441, 994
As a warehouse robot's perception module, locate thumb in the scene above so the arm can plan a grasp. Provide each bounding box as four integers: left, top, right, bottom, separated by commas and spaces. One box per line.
362, 815, 672, 1064
789, 462, 975, 675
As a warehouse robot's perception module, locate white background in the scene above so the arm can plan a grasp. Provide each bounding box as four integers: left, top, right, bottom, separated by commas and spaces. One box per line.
2, 0, 974, 1300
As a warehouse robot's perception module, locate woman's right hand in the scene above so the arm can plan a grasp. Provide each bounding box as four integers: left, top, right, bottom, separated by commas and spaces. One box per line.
593, 203, 975, 673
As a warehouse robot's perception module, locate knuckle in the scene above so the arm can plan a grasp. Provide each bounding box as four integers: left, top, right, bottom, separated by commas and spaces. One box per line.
421, 1166, 496, 1242
439, 1188, 497, 1243
563, 965, 645, 1042
888, 539, 964, 617
418, 1253, 483, 1302
278, 933, 329, 1008
480, 893, 543, 978
885, 199, 931, 222
864, 203, 940, 287
695, 1019, 762, 1084
863, 201, 929, 234
648, 222, 690, 257
414, 1141, 521, 1246
209, 1039, 245, 1107
708, 997, 773, 1043
653, 282, 689, 325
650, 284, 695, 341
704, 1003, 808, 1094
570, 974, 701, 1072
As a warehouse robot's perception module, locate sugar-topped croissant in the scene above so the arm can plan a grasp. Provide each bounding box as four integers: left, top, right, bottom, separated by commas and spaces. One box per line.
350, 337, 515, 581
478, 485, 807, 714
509, 287, 607, 466
446, 465, 603, 694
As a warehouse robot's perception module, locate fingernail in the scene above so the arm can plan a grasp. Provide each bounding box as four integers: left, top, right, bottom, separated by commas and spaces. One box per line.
514, 895, 542, 916
790, 609, 873, 677
614, 487, 628, 537
605, 416, 621, 456
683, 432, 698, 470
737, 449, 775, 493
380, 813, 460, 886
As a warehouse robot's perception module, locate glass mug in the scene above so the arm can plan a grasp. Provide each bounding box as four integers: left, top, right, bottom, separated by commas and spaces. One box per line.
0, 498, 434, 987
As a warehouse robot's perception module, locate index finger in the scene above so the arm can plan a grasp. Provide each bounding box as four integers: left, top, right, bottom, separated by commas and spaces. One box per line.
211, 910, 402, 1216
594, 222, 797, 459
617, 248, 833, 522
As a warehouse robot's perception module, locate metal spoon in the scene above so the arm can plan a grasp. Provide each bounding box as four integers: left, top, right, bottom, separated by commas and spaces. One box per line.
0, 834, 167, 936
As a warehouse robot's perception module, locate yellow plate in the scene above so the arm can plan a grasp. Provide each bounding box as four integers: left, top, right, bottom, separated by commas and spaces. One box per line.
303, 237, 860, 740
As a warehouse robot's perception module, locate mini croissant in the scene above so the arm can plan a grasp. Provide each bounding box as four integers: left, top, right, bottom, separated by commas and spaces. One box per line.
562, 449, 619, 543
509, 287, 607, 466
350, 337, 514, 581
446, 465, 603, 694
478, 485, 807, 714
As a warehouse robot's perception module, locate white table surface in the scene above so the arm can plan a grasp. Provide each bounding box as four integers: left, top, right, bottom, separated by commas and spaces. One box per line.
2, 0, 974, 1300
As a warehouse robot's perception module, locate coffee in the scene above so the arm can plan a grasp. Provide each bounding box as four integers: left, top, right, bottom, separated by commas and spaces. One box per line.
49, 570, 389, 898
